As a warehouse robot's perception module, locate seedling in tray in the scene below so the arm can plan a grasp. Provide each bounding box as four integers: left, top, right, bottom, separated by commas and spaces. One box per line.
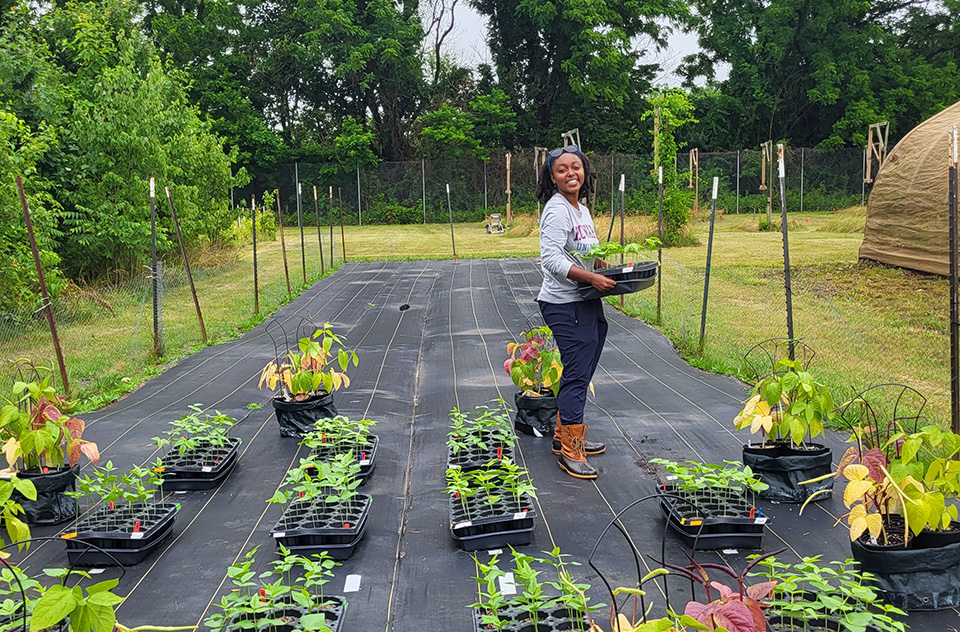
204, 545, 345, 632
300, 416, 378, 482
446, 460, 536, 523
152, 406, 241, 490
152, 405, 236, 456
447, 404, 516, 470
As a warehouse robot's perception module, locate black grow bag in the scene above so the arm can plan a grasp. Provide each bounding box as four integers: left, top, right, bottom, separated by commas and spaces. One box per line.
851, 537, 960, 610
65, 501, 180, 566
271, 495, 371, 560
273, 393, 337, 437
577, 261, 658, 300
742, 442, 834, 503
450, 493, 536, 551
158, 437, 241, 491
225, 597, 346, 632
14, 465, 78, 525
472, 605, 586, 632
513, 390, 557, 437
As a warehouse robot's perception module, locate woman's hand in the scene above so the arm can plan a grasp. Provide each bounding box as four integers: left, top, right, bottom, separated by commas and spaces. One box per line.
591, 273, 616, 292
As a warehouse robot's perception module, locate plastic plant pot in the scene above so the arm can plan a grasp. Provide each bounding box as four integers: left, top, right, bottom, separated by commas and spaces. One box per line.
577, 261, 658, 300
472, 605, 587, 632
741, 442, 834, 503
447, 435, 514, 472
64, 501, 180, 566
158, 437, 241, 491
656, 485, 767, 550
270, 495, 372, 560
513, 390, 558, 437
851, 536, 960, 610
450, 493, 536, 552
273, 393, 338, 437
309, 435, 379, 485
225, 597, 346, 632
14, 465, 79, 525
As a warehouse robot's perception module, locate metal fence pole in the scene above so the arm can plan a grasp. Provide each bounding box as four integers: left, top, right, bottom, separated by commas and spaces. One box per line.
484, 161, 488, 213
296, 165, 306, 284
338, 187, 346, 261
16, 176, 70, 392
166, 187, 207, 343
275, 188, 292, 295
447, 183, 457, 259
422, 159, 427, 224
657, 167, 663, 324
736, 150, 740, 214
329, 186, 334, 265
778, 144, 795, 359
356, 167, 362, 226
698, 177, 719, 354
149, 177, 164, 358
949, 126, 958, 433
252, 194, 259, 314
314, 186, 325, 276
800, 148, 805, 213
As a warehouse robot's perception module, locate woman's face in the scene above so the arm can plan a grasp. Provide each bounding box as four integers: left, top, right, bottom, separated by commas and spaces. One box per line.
551, 152, 584, 198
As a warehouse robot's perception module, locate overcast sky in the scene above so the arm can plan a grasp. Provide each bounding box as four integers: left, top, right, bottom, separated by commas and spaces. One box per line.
443, 6, 710, 88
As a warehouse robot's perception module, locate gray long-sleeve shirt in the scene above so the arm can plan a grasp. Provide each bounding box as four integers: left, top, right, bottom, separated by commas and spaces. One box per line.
537, 193, 599, 303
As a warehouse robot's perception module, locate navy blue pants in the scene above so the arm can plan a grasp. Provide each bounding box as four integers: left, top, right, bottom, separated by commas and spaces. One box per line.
538, 299, 608, 425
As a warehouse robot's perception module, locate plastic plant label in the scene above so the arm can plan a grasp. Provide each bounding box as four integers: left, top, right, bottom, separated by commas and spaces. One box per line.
175, 503, 181, 511
722, 549, 739, 555
454, 521, 472, 530
666, 475, 678, 481
202, 466, 213, 473
273, 532, 286, 539
513, 512, 527, 520
130, 532, 144, 540
61, 533, 77, 540
88, 569, 105, 575
344, 575, 361, 593
359, 459, 371, 466
499, 572, 517, 596
754, 517, 768, 525
623, 266, 634, 273
487, 549, 502, 555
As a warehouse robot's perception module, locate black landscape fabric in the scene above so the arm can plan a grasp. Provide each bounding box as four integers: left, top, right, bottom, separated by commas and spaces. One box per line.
9, 259, 958, 631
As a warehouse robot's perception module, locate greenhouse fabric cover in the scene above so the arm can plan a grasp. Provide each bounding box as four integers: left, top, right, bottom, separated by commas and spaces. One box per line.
860, 100, 960, 276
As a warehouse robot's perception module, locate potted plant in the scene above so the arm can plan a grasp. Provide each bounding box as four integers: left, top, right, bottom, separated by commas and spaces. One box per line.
300, 416, 378, 485
152, 406, 241, 490
446, 459, 537, 551
268, 454, 371, 560
652, 459, 769, 550
575, 239, 660, 301
0, 364, 100, 525
204, 545, 345, 632
734, 358, 836, 503
749, 553, 907, 632
64, 461, 179, 566
448, 405, 515, 471
470, 547, 602, 632
259, 324, 359, 437
505, 327, 561, 437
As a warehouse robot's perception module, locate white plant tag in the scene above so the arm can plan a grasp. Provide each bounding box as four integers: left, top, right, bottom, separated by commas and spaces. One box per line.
344, 575, 361, 593
202, 466, 213, 473
513, 512, 527, 520
532, 427, 543, 438
722, 549, 739, 555
359, 459, 370, 466
499, 572, 517, 596
487, 549, 502, 555
623, 266, 634, 273
130, 532, 144, 540
454, 521, 472, 530
754, 517, 768, 525
273, 532, 286, 539
88, 568, 105, 575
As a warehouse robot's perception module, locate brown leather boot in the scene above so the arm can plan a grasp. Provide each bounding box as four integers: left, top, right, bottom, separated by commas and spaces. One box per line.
557, 423, 598, 479
552, 413, 605, 456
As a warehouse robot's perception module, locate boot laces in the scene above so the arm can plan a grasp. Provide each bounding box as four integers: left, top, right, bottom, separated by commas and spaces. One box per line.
571, 435, 587, 459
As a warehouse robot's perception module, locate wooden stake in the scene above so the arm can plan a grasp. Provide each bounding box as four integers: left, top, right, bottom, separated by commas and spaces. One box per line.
338, 187, 346, 261
165, 187, 207, 343
506, 153, 513, 227
313, 185, 324, 275
275, 189, 292, 295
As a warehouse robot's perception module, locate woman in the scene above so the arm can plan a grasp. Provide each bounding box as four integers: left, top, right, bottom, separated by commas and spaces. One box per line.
536, 145, 615, 480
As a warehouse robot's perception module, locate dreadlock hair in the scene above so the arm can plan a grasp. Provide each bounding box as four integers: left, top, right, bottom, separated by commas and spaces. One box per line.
535, 149, 598, 204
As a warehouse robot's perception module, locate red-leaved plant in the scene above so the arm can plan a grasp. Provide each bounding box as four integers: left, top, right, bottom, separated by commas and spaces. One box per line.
504, 326, 562, 397
664, 548, 784, 632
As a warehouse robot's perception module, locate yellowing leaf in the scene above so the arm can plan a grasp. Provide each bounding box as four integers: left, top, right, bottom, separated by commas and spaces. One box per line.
844, 480, 873, 507
2, 439, 19, 468
843, 464, 870, 482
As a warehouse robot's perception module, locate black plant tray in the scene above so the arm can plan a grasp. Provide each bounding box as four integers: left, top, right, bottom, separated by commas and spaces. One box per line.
65, 502, 180, 566
450, 494, 536, 551
225, 596, 346, 632
158, 438, 241, 490
308, 434, 379, 485
447, 443, 514, 471
472, 605, 586, 632
656, 485, 766, 550
271, 496, 371, 560
578, 261, 658, 300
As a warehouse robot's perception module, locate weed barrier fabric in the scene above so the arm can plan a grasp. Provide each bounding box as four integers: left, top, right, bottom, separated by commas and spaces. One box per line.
6, 259, 956, 631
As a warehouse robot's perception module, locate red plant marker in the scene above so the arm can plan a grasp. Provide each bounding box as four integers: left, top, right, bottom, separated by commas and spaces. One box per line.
749, 507, 756, 518
361, 452, 366, 461
299, 491, 304, 498
259, 589, 267, 603
344, 522, 351, 528
454, 492, 460, 499
42, 467, 49, 474
497, 446, 502, 459
321, 433, 326, 443
134, 521, 141, 533
109, 502, 114, 510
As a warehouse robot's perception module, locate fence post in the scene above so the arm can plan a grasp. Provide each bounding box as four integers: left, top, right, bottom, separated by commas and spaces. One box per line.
356, 167, 362, 226
948, 126, 958, 433
657, 167, 663, 325
422, 158, 427, 224
252, 194, 259, 314
698, 177, 719, 354
165, 187, 207, 343
329, 186, 334, 265
447, 183, 457, 259
296, 165, 306, 285
800, 148, 805, 213
16, 176, 70, 392
313, 186, 324, 275
149, 177, 164, 358
484, 161, 488, 213
736, 150, 740, 214
778, 144, 796, 360
275, 188, 292, 296
338, 187, 346, 261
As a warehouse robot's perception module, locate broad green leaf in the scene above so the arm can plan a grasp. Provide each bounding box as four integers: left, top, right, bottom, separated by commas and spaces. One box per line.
30, 585, 76, 631
86, 579, 119, 594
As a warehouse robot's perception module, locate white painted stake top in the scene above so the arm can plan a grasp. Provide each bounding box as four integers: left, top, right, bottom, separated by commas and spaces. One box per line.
446, 183, 450, 193
951, 126, 958, 167
618, 174, 625, 192
777, 143, 785, 178
298, 182, 302, 194
658, 166, 663, 184
149, 177, 155, 197
712, 176, 719, 200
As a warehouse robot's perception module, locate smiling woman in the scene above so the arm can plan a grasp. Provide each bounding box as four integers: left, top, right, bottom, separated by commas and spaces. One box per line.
534, 147, 611, 480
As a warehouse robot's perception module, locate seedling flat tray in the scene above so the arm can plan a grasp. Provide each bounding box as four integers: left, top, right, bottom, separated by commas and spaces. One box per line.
578, 261, 658, 300
447, 441, 514, 471
449, 493, 536, 551
159, 438, 241, 491
65, 502, 180, 566
271, 495, 372, 560
656, 485, 766, 550
226, 596, 346, 632
309, 435, 379, 485
472, 605, 586, 632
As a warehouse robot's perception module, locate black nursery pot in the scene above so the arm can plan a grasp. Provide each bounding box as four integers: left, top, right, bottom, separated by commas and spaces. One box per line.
472, 605, 586, 632
225, 597, 346, 632
741, 443, 833, 504
273, 393, 338, 437
450, 494, 537, 551
513, 390, 557, 437
914, 521, 960, 549
14, 465, 78, 525
656, 484, 767, 550
577, 261, 658, 300
271, 495, 372, 560
65, 501, 180, 566
159, 437, 241, 491
851, 536, 960, 610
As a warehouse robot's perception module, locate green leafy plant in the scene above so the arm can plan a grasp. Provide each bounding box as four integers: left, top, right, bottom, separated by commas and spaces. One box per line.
0, 365, 100, 473
0, 475, 36, 550
582, 239, 661, 260
447, 405, 515, 457
651, 459, 768, 495
300, 416, 377, 460
152, 406, 236, 457
259, 324, 359, 401
269, 454, 362, 526
734, 358, 835, 447
445, 460, 536, 521
505, 327, 562, 397
69, 461, 165, 507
